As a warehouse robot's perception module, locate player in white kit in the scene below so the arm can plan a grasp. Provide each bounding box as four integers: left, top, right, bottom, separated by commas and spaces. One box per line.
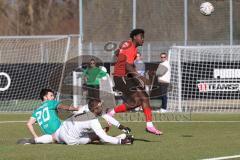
53, 99, 134, 145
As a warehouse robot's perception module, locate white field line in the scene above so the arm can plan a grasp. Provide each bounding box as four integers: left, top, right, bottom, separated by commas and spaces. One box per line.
201, 154, 240, 160
120, 121, 240, 123
0, 121, 26, 123
0, 120, 240, 124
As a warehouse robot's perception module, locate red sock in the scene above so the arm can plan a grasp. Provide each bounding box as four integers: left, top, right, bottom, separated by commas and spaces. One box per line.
143, 107, 152, 122
114, 104, 127, 113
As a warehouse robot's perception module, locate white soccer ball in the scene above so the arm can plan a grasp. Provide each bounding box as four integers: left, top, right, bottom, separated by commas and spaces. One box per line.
200, 2, 214, 16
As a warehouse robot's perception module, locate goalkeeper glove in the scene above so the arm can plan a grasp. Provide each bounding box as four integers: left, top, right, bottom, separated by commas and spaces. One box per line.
122, 127, 131, 134
118, 125, 131, 134
120, 135, 134, 145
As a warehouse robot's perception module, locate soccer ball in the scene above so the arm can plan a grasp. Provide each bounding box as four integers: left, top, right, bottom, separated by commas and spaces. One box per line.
200, 2, 214, 16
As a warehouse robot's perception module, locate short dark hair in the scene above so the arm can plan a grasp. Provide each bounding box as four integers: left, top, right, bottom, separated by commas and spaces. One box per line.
130, 28, 144, 39
88, 99, 101, 111
160, 52, 168, 56
90, 58, 95, 62
40, 88, 54, 101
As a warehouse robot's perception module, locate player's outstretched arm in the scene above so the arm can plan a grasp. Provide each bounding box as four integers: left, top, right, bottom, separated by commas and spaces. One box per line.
91, 119, 120, 144
26, 117, 38, 138
102, 114, 120, 127
91, 119, 133, 145
102, 114, 131, 134
118, 125, 131, 134
72, 104, 90, 115
58, 104, 79, 111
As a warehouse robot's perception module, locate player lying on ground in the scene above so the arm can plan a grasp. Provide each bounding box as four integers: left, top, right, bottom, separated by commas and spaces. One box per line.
109, 28, 162, 135
19, 89, 131, 144
53, 99, 134, 145
73, 103, 131, 134
25, 88, 79, 144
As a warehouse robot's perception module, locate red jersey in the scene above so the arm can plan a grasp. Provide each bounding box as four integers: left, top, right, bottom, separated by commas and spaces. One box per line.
114, 40, 137, 76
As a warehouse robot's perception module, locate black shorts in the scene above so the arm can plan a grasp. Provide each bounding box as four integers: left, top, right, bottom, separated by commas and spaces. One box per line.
114, 76, 144, 99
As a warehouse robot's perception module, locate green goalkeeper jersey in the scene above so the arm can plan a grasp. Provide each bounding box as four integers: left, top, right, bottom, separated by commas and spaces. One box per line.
32, 100, 61, 135
83, 67, 107, 86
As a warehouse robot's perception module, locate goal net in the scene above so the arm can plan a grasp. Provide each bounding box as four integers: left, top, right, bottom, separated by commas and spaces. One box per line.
0, 36, 73, 112
168, 45, 240, 112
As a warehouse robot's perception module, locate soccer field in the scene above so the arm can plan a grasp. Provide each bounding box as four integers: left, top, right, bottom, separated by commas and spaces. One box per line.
0, 113, 240, 160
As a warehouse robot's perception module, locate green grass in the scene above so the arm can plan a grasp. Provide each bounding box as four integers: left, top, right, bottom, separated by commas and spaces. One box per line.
0, 113, 240, 160
0, 100, 39, 112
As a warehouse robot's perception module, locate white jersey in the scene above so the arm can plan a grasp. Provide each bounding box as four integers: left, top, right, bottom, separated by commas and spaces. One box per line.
55, 117, 120, 145
158, 60, 171, 83
73, 104, 120, 128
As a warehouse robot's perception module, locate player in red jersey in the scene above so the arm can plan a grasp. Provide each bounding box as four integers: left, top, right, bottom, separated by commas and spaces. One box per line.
109, 29, 162, 135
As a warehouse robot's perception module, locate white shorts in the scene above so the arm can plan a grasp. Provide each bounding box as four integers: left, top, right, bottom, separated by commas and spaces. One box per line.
54, 121, 92, 145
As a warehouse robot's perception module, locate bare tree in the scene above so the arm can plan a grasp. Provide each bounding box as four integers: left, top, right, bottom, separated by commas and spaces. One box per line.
0, 0, 78, 35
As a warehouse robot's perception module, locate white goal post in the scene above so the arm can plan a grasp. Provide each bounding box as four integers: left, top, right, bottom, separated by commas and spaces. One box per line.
168, 45, 240, 112
0, 35, 81, 112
